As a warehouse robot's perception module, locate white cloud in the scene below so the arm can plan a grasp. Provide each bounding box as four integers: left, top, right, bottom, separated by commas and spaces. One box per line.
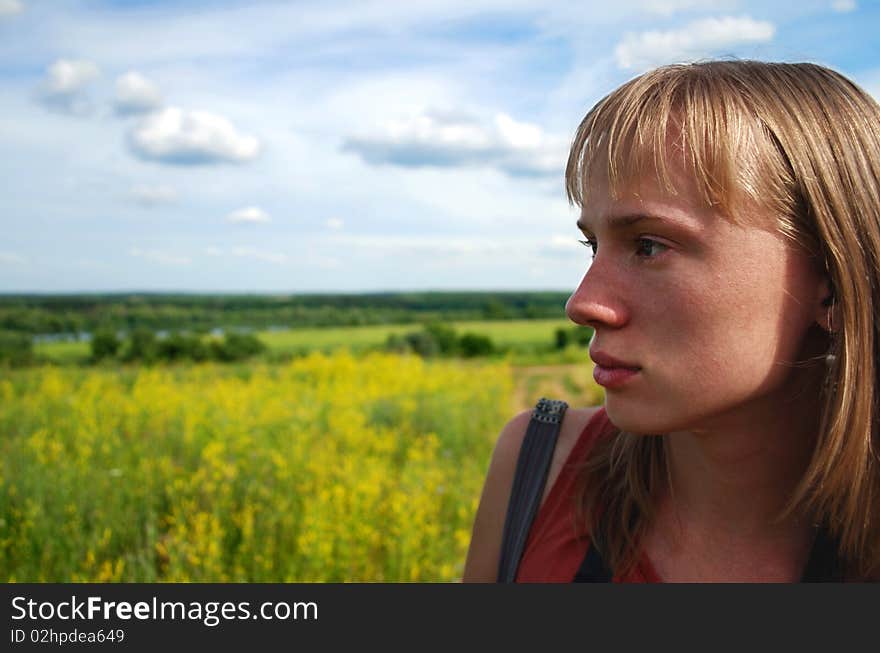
43, 59, 100, 94
640, 0, 735, 15
326, 218, 344, 230
311, 255, 341, 270
230, 246, 287, 264
495, 113, 542, 148
72, 258, 108, 269
130, 184, 178, 207
538, 234, 593, 261
226, 206, 270, 224
129, 247, 191, 266
114, 71, 163, 115
0, 251, 26, 264
301, 233, 585, 287
330, 234, 508, 260
831, 0, 856, 11
202, 246, 288, 263
36, 59, 100, 114
0, 0, 23, 17
615, 16, 775, 70
127, 107, 260, 164
342, 108, 567, 178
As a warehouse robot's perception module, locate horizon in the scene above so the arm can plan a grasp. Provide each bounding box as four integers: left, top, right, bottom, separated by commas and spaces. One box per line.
0, 287, 573, 297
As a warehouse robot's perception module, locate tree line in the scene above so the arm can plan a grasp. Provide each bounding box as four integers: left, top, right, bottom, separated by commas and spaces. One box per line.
90, 329, 266, 364
0, 323, 593, 367
0, 329, 266, 367
384, 323, 496, 358
383, 324, 593, 359
0, 291, 570, 336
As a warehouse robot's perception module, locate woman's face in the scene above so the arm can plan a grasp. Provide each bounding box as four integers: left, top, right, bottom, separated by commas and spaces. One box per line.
566, 158, 829, 435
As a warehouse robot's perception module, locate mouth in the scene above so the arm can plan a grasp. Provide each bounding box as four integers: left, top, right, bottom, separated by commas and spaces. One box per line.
589, 349, 640, 369
589, 349, 641, 389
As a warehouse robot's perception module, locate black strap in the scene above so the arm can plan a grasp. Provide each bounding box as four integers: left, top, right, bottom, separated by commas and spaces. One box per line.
496, 398, 568, 583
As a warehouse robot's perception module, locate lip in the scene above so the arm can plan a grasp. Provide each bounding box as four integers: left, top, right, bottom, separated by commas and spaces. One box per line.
589, 349, 640, 370
589, 349, 641, 389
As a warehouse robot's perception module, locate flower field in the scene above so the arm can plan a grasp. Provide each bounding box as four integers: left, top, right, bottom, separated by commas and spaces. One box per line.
0, 352, 514, 582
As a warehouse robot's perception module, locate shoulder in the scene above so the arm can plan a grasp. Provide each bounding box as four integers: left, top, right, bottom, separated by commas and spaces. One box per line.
461, 404, 602, 582
540, 406, 604, 505
493, 405, 603, 472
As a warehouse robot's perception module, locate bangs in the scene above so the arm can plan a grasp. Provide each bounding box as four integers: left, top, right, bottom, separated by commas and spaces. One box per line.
565, 62, 795, 224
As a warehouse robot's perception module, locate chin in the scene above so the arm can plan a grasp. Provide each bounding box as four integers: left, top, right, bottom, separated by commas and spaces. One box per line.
603, 398, 674, 436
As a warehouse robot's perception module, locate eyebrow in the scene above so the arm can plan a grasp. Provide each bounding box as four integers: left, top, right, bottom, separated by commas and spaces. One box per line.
576, 213, 698, 233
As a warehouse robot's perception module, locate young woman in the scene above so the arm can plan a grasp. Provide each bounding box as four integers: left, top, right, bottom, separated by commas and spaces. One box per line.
463, 60, 880, 582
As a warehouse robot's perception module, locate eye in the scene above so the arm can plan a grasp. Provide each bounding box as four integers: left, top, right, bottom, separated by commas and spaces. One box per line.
578, 238, 597, 257
635, 237, 668, 259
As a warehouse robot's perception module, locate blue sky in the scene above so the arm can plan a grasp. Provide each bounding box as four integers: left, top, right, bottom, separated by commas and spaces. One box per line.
1, 0, 877, 292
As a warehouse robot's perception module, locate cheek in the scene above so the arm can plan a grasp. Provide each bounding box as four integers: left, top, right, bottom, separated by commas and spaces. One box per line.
722, 246, 819, 365
653, 249, 817, 393
648, 286, 744, 373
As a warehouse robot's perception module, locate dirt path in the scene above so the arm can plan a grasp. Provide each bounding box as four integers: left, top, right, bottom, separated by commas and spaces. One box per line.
510, 362, 602, 414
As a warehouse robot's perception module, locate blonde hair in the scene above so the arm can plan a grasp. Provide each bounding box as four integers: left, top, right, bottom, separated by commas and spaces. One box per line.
565, 60, 880, 579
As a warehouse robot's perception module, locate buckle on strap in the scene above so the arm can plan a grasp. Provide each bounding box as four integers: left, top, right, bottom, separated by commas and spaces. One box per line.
531, 397, 568, 424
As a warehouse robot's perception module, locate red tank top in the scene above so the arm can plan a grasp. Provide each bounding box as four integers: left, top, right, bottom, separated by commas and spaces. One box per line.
515, 407, 662, 583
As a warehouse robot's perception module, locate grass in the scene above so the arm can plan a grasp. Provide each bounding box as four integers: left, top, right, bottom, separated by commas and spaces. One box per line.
259, 318, 574, 352
33, 319, 582, 365
32, 339, 90, 364
509, 362, 604, 414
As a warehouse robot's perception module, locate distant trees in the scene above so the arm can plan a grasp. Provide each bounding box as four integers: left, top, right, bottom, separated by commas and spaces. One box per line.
395, 331, 440, 358
0, 291, 576, 366
121, 328, 159, 363
384, 322, 594, 360
0, 291, 570, 337
384, 323, 495, 359
0, 330, 34, 366
90, 328, 121, 361
210, 332, 265, 362
159, 332, 209, 362
423, 323, 458, 354
458, 333, 495, 358
89, 329, 265, 364
554, 326, 593, 350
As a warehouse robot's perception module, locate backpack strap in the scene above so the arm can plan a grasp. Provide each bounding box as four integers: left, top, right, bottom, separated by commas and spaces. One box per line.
496, 397, 568, 583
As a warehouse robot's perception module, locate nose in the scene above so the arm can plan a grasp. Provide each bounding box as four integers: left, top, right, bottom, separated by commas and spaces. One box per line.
565, 260, 629, 329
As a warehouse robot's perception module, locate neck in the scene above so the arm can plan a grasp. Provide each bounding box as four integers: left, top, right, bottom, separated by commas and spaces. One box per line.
656, 369, 823, 557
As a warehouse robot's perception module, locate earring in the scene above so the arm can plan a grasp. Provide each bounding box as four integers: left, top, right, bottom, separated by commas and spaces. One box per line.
825, 349, 836, 368
821, 295, 835, 367
821, 296, 834, 333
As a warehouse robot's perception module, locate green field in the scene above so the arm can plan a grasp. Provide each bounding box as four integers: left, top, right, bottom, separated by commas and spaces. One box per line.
259, 318, 573, 351
31, 339, 89, 364
33, 319, 584, 364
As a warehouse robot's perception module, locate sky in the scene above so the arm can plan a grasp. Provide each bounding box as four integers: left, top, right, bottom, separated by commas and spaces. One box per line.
1, 0, 878, 293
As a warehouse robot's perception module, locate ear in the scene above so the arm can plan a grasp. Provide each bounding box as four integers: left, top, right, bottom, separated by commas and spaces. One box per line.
815, 276, 838, 332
